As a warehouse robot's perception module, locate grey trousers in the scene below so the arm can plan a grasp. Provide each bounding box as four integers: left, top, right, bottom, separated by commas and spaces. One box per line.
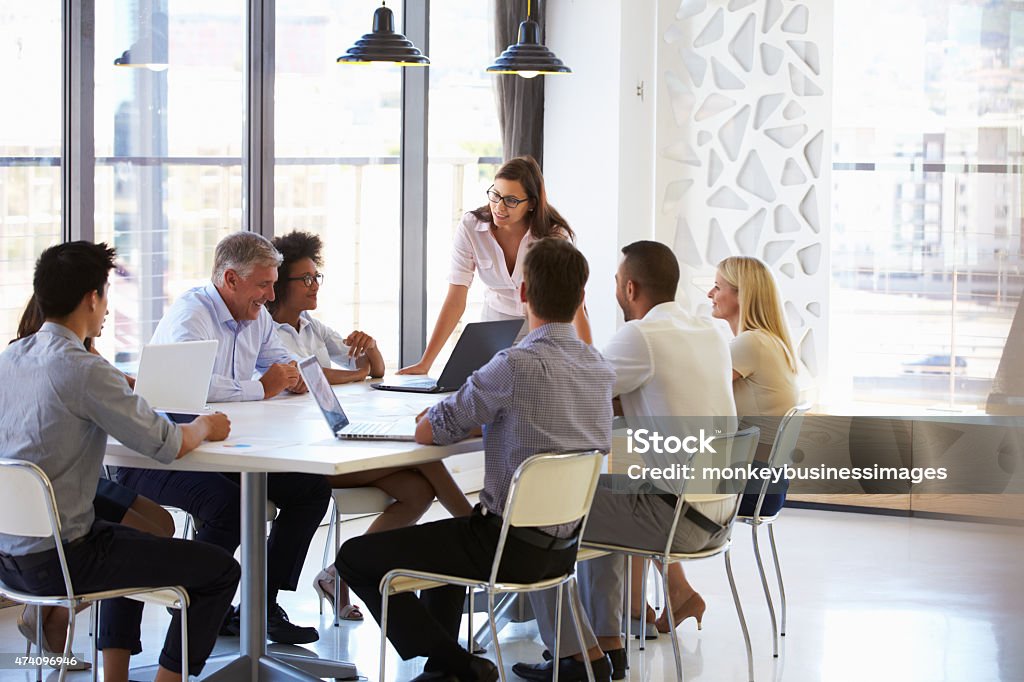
528, 475, 736, 656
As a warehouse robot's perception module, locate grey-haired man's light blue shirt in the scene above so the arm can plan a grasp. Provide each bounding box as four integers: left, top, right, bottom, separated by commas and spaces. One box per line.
0, 323, 181, 556
151, 282, 295, 402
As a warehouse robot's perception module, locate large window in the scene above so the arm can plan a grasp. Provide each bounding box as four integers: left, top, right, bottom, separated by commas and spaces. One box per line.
93, 0, 245, 363
0, 2, 62, 343
275, 0, 403, 366
426, 0, 502, 363
830, 0, 1023, 410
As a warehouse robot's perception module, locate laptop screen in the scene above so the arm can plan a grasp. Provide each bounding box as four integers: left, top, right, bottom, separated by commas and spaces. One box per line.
298, 356, 349, 434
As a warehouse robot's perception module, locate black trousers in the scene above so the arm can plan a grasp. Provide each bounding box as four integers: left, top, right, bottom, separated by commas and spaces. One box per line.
114, 469, 330, 595
336, 507, 577, 661
0, 521, 240, 676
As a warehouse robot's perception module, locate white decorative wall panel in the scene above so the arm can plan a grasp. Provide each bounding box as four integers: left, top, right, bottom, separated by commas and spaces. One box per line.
655, 0, 833, 382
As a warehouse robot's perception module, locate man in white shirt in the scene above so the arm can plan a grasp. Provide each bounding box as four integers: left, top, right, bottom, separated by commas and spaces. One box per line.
516, 241, 738, 682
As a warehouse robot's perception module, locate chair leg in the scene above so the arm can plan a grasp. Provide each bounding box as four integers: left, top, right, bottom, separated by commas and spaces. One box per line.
91, 604, 99, 682
567, 579, 596, 682
321, 496, 335, 573
59, 604, 77, 682
622, 555, 631, 671
487, 591, 507, 682
553, 583, 563, 682
639, 559, 649, 651
660, 564, 683, 682
179, 595, 190, 682
466, 588, 475, 653
725, 549, 755, 682
752, 524, 779, 657
768, 524, 787, 637
35, 604, 43, 682
379, 581, 392, 682
333, 501, 343, 627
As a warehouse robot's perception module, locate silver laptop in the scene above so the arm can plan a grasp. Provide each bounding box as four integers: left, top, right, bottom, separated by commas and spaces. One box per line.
134, 340, 218, 414
298, 356, 417, 441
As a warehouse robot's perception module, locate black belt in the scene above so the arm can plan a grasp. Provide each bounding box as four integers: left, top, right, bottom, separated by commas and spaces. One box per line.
477, 506, 579, 551
655, 494, 727, 538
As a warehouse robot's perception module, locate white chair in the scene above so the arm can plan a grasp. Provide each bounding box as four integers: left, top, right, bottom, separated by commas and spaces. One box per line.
582, 428, 761, 682
320, 486, 394, 625
736, 403, 811, 657
0, 459, 189, 682
378, 450, 606, 682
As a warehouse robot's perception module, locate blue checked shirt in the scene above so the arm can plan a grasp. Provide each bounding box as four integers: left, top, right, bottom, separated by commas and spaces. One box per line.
428, 323, 615, 534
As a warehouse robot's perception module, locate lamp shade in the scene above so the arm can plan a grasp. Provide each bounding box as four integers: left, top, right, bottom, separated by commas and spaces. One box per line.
487, 19, 570, 77
337, 5, 429, 66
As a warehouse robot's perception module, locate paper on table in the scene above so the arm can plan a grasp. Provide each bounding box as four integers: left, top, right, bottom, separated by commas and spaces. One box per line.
198, 438, 299, 454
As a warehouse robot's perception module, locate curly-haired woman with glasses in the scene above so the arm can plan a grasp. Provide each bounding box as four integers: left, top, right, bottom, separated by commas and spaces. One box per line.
269, 230, 472, 623
399, 155, 592, 375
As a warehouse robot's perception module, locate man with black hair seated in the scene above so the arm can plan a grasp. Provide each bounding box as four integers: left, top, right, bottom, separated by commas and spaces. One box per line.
0, 241, 240, 682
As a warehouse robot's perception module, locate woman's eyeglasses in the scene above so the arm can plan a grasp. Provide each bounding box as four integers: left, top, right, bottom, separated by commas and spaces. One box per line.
486, 186, 529, 209
285, 273, 324, 288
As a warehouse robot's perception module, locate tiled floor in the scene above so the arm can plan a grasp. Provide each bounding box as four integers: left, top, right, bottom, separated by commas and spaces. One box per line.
1, 506, 1021, 681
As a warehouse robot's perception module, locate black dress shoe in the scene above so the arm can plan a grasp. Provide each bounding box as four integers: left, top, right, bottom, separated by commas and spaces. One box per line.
512, 654, 612, 682
267, 603, 319, 645
462, 655, 499, 682
540, 649, 624, 680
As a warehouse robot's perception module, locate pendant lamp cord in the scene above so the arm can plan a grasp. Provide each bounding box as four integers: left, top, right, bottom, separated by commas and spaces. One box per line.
527, 0, 532, 20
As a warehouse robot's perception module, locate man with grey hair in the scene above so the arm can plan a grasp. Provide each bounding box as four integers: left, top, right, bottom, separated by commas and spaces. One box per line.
114, 231, 331, 645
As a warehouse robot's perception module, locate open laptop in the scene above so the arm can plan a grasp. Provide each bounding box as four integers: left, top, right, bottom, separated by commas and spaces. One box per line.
372, 319, 523, 394
298, 355, 417, 441
133, 340, 218, 416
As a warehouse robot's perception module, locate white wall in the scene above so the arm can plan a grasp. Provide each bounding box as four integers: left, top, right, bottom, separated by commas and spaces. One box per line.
544, 0, 657, 347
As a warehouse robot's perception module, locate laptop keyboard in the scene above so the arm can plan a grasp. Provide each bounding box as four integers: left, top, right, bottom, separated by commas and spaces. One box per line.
345, 422, 391, 436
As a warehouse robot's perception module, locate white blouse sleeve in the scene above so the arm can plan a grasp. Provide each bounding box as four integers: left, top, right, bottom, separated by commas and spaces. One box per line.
447, 213, 478, 288
310, 317, 358, 370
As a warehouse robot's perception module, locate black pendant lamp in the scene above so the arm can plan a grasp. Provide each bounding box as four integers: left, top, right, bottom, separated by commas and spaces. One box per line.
337, 2, 429, 66
487, 0, 570, 78
114, 11, 168, 71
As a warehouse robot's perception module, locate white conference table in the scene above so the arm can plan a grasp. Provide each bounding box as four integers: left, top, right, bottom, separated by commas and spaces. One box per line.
105, 380, 481, 682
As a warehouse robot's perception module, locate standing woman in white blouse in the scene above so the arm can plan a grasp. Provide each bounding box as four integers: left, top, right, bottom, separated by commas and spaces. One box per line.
399, 156, 592, 375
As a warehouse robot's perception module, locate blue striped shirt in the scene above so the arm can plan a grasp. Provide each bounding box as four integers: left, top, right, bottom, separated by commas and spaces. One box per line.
428, 323, 615, 528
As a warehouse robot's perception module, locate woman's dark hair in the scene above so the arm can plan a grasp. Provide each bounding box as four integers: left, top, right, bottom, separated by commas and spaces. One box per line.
471, 156, 575, 241
12, 294, 91, 350
268, 231, 323, 314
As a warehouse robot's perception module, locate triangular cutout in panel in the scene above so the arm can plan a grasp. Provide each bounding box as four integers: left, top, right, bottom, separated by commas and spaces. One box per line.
781, 158, 807, 185
737, 151, 777, 201
695, 93, 736, 121
708, 187, 750, 210
718, 104, 751, 162
754, 93, 785, 129
707, 219, 732, 264
799, 186, 821, 233
711, 57, 746, 90
781, 4, 809, 34
760, 43, 784, 75
735, 208, 767, 254
729, 13, 756, 72
695, 7, 725, 47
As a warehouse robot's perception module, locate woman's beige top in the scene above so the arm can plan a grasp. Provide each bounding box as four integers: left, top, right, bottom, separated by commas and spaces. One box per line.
731, 330, 798, 419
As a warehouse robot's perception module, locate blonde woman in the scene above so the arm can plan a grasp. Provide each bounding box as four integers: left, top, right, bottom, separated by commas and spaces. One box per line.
709, 256, 798, 518
708, 256, 798, 421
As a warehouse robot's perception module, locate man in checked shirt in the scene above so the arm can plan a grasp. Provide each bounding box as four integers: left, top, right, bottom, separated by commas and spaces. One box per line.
336, 238, 616, 682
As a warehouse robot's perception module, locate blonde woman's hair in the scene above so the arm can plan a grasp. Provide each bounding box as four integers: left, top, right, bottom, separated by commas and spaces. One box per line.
717, 256, 797, 373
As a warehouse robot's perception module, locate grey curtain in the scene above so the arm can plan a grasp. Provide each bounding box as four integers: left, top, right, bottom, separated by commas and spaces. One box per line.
494, 0, 546, 165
